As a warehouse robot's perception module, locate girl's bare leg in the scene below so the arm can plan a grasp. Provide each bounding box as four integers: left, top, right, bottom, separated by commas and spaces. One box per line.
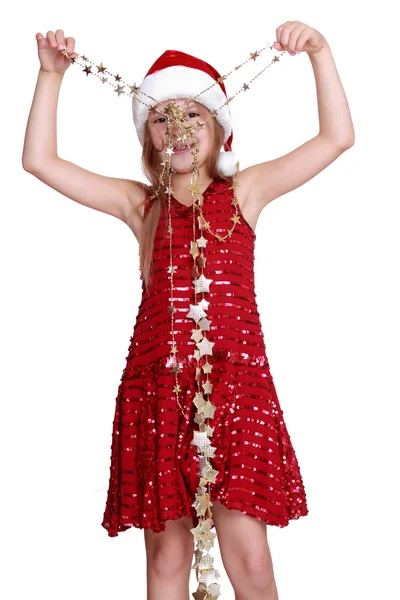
144, 515, 194, 600
211, 500, 279, 600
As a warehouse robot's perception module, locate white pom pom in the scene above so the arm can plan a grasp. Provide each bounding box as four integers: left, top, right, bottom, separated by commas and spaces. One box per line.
217, 151, 238, 177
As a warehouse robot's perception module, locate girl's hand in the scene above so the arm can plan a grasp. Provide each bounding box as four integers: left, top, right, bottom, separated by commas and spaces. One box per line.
36, 29, 78, 75
273, 21, 327, 57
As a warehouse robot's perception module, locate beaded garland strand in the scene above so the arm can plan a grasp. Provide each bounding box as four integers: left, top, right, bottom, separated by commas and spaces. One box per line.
61, 41, 287, 600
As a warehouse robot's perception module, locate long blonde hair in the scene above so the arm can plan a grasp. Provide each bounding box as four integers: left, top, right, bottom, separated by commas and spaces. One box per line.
133, 115, 227, 292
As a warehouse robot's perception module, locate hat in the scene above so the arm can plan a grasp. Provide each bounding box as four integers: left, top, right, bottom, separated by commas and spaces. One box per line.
131, 49, 237, 177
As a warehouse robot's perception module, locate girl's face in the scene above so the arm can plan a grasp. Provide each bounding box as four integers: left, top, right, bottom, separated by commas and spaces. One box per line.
147, 98, 213, 172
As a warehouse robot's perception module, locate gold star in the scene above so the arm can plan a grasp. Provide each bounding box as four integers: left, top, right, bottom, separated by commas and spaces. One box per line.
165, 186, 173, 195
193, 393, 206, 410
192, 430, 211, 452
200, 298, 210, 310
242, 83, 250, 91
114, 84, 125, 96
250, 50, 260, 61
188, 180, 201, 196
191, 548, 203, 570
203, 444, 217, 459
272, 55, 280, 63
83, 65, 92, 76
202, 380, 213, 395
196, 336, 215, 358
210, 109, 218, 119
170, 363, 182, 375
200, 524, 217, 551
193, 274, 213, 294
192, 587, 210, 600
174, 383, 181, 394
190, 521, 204, 543
197, 255, 206, 269
198, 317, 211, 331
193, 493, 211, 517
231, 214, 241, 225
171, 344, 178, 354
204, 466, 219, 484
229, 179, 239, 192
202, 362, 213, 374
167, 303, 175, 314
129, 83, 140, 95
199, 477, 209, 488
96, 62, 106, 73
186, 302, 207, 323
194, 411, 205, 426
191, 328, 204, 343
205, 424, 214, 437
81, 55, 88, 62
202, 400, 217, 419
208, 583, 221, 597
217, 75, 227, 83
114, 73, 122, 81
190, 241, 199, 259
167, 265, 177, 274
166, 147, 174, 156
196, 236, 207, 248
100, 76, 108, 84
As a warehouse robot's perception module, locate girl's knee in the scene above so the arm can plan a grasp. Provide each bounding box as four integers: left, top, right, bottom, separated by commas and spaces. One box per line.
241, 550, 276, 591
144, 517, 194, 578
147, 539, 193, 578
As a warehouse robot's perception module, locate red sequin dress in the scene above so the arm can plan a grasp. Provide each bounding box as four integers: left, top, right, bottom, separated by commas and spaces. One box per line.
101, 177, 309, 536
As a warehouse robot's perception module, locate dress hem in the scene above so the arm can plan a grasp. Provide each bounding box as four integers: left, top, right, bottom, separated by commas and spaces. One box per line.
101, 493, 309, 537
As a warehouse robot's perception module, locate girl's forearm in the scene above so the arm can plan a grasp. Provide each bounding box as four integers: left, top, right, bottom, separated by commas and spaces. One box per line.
308, 44, 355, 146
22, 68, 64, 170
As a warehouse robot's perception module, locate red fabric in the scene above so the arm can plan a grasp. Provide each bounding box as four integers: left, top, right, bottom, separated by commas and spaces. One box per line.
101, 177, 309, 536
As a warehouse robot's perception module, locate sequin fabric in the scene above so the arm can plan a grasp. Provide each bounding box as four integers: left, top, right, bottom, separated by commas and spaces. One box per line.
101, 177, 308, 536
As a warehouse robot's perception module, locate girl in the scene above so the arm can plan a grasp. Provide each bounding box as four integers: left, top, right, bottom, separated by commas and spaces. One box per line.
22, 21, 354, 600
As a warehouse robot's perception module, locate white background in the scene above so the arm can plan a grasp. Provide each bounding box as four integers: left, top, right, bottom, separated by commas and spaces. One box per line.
2, 1, 399, 599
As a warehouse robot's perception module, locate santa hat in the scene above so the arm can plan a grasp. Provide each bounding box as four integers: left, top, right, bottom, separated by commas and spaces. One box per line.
131, 49, 237, 177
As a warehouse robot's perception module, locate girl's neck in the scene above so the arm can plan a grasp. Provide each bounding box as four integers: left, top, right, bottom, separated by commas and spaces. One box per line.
171, 168, 213, 196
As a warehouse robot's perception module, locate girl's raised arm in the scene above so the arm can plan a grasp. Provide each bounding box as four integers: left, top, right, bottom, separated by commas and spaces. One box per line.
22, 30, 147, 235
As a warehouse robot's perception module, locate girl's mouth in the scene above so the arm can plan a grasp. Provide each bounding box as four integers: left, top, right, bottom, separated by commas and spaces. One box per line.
173, 143, 194, 154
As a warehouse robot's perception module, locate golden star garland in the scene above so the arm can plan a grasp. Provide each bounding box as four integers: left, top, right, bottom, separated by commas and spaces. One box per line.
61, 41, 288, 600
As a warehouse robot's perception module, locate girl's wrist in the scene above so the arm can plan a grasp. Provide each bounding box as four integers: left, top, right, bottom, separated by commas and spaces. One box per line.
39, 67, 65, 79
307, 41, 331, 61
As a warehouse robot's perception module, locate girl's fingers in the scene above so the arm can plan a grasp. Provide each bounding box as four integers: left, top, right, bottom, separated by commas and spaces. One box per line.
55, 29, 66, 50
46, 31, 57, 48
276, 20, 292, 40
276, 22, 294, 49
288, 24, 307, 53
295, 30, 309, 53
65, 36, 75, 53
36, 32, 47, 45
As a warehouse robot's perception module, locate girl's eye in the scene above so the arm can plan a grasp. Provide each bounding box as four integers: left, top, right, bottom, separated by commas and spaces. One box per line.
154, 112, 199, 124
